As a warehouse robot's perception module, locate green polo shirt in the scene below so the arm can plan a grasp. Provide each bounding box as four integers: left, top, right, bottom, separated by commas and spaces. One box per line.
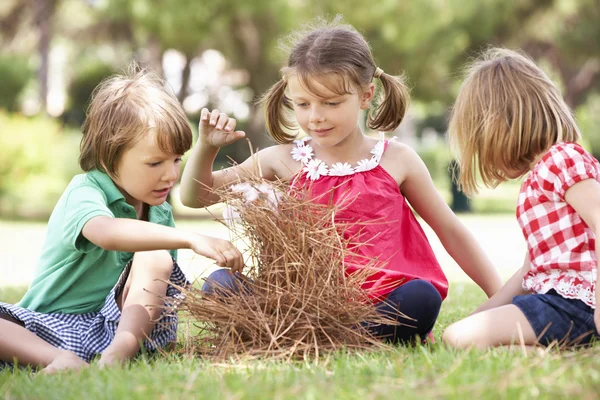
19, 170, 178, 314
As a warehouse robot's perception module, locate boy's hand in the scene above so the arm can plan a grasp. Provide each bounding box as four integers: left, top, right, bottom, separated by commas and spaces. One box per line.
189, 233, 244, 274
199, 108, 246, 148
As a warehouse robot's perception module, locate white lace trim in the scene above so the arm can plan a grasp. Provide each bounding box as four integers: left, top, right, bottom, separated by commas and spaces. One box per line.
292, 133, 393, 181
523, 270, 596, 308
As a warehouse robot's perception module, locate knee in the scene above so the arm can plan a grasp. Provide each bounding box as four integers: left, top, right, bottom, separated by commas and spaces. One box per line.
202, 269, 239, 294
132, 250, 174, 279
442, 320, 471, 349
402, 280, 442, 316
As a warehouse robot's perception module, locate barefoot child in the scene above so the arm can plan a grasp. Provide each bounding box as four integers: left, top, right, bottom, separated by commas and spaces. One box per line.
0, 67, 243, 372
180, 19, 501, 344
443, 48, 600, 349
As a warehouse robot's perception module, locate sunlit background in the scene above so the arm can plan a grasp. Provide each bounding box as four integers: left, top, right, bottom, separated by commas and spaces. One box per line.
1, 0, 599, 286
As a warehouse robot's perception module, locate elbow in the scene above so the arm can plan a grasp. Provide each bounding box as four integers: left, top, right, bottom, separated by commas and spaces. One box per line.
437, 223, 467, 250
180, 193, 209, 208
178, 186, 195, 207
179, 185, 211, 208
179, 195, 198, 208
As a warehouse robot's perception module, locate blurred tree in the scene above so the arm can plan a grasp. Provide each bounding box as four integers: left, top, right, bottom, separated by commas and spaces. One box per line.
1, 0, 57, 113
33, 0, 59, 113
213, 1, 298, 153
0, 56, 32, 111
93, 0, 300, 161
305, 0, 553, 105
64, 61, 117, 125
521, 0, 600, 109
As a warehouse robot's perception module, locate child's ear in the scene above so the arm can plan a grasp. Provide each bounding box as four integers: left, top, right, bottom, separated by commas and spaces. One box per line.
360, 83, 375, 110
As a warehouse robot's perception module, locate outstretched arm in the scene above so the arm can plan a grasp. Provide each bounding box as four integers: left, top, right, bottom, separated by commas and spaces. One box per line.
470, 253, 530, 314
82, 216, 244, 273
399, 147, 503, 297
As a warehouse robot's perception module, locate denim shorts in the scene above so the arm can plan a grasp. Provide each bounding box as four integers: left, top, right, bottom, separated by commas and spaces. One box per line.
512, 289, 599, 347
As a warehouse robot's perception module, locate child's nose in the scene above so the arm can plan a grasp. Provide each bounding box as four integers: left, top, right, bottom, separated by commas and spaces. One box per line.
163, 162, 179, 182
309, 106, 325, 123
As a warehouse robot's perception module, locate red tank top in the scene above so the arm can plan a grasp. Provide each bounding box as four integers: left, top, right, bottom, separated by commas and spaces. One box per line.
289, 136, 448, 302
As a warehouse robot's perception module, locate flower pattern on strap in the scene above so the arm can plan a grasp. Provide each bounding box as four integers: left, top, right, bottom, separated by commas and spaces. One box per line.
303, 158, 329, 181
292, 133, 388, 181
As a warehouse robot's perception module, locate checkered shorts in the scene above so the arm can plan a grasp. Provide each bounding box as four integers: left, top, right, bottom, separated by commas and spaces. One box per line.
0, 260, 188, 369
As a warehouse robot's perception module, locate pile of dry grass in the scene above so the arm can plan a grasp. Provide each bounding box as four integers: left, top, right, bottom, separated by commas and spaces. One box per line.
178, 165, 398, 361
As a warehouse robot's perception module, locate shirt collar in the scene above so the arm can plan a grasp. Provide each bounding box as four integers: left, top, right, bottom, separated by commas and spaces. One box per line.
87, 169, 171, 223
87, 169, 125, 205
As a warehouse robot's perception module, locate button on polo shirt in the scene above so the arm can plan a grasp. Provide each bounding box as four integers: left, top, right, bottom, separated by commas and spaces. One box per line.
19, 170, 177, 314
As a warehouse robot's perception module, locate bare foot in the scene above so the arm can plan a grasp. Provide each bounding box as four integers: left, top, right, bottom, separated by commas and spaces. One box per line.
40, 351, 88, 374
97, 349, 127, 369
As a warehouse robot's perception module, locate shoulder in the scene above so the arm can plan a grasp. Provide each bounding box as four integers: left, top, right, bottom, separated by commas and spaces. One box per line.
62, 173, 108, 203
254, 142, 302, 180
382, 139, 420, 159
537, 142, 598, 176
379, 140, 423, 183
531, 142, 600, 199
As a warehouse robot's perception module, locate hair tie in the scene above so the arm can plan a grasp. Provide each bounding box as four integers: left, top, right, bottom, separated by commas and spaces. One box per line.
281, 74, 288, 83
374, 67, 384, 79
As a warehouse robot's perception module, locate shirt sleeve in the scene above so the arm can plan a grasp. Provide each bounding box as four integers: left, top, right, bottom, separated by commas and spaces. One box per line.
61, 184, 114, 252
534, 144, 600, 203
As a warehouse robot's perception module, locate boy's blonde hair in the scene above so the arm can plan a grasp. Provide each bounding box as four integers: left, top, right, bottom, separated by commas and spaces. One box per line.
260, 16, 410, 144
448, 47, 580, 196
79, 65, 192, 177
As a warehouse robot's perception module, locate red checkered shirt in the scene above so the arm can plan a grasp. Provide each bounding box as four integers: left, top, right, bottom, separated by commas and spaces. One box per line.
517, 142, 600, 308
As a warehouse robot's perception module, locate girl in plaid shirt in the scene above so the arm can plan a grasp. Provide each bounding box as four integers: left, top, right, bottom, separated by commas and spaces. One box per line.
443, 48, 600, 350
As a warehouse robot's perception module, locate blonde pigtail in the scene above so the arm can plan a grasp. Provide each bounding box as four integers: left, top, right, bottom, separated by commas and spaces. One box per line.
258, 79, 297, 144
367, 72, 411, 132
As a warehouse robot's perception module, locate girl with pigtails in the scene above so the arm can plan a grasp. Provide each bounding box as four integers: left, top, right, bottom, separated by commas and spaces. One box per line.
181, 18, 502, 344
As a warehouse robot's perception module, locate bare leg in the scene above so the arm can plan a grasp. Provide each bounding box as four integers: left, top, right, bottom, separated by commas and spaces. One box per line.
0, 318, 87, 374
98, 250, 173, 368
442, 305, 538, 350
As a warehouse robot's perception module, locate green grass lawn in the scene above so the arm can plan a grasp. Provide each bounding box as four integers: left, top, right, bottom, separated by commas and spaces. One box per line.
3, 283, 600, 400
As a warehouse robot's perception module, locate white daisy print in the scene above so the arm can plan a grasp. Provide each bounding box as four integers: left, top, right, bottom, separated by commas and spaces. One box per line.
304, 158, 329, 180
355, 157, 379, 172
257, 183, 283, 207
291, 144, 314, 163
371, 140, 385, 159
231, 182, 252, 193
293, 137, 310, 146
230, 182, 259, 203
328, 162, 355, 176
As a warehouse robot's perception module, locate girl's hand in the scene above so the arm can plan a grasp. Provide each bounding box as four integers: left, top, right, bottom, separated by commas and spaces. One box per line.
189, 233, 244, 274
199, 108, 246, 148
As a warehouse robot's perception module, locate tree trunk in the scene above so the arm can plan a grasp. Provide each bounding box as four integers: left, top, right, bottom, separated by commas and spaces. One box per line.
178, 53, 192, 104
229, 15, 279, 161
147, 34, 164, 76
34, 0, 57, 114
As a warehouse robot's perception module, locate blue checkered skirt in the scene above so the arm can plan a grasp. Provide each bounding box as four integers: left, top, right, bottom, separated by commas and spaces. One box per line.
0, 260, 188, 368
